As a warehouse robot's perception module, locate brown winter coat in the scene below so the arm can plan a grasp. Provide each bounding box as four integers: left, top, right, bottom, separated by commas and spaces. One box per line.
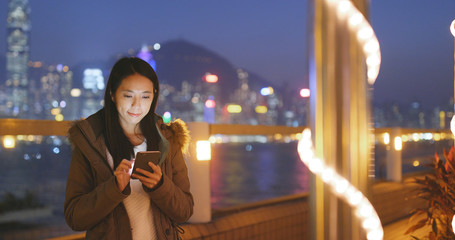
64, 109, 193, 239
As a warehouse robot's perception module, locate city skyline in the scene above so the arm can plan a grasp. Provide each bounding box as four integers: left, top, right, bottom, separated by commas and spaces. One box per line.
0, 1, 455, 110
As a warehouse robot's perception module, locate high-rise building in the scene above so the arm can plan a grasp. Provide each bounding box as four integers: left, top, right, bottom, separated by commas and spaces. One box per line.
6, 0, 31, 117
81, 68, 104, 118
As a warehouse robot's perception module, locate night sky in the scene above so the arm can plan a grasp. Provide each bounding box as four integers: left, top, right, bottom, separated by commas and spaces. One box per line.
0, 0, 454, 110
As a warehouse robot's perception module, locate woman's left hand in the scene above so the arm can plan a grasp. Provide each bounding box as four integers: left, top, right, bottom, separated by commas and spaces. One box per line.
131, 162, 163, 189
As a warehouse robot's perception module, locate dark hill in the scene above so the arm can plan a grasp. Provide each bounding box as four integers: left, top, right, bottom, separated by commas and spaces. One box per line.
153, 39, 239, 103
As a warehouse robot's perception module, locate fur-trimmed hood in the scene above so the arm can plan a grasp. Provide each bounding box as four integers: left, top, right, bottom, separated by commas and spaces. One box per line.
158, 118, 191, 155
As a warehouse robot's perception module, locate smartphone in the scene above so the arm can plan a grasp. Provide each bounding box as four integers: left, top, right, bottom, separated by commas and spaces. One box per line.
131, 151, 161, 179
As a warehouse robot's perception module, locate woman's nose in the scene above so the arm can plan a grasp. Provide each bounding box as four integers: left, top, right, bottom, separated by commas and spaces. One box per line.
132, 96, 141, 107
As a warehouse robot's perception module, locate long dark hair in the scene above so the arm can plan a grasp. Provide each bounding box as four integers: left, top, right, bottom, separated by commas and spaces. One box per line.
103, 57, 160, 168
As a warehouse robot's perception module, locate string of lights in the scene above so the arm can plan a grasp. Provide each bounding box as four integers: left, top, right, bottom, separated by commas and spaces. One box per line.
298, 0, 383, 239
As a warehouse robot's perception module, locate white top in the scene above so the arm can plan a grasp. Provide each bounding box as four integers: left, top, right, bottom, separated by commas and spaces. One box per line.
106, 141, 157, 240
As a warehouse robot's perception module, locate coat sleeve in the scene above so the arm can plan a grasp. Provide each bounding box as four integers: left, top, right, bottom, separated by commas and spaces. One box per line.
64, 146, 130, 231
147, 145, 194, 223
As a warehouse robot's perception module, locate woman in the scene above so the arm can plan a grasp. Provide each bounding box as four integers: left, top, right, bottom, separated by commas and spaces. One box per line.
64, 57, 193, 240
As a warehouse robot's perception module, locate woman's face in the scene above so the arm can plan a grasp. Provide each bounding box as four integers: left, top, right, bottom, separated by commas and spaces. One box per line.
113, 74, 155, 131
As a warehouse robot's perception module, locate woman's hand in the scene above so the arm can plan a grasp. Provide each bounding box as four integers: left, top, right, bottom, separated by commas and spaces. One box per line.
131, 162, 163, 189
114, 159, 132, 191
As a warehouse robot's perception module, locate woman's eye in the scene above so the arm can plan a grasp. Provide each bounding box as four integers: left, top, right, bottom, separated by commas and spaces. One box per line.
142, 95, 151, 99
123, 95, 132, 98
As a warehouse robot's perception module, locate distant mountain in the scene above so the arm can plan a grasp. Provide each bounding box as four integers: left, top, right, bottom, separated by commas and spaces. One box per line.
152, 39, 239, 103
71, 39, 279, 103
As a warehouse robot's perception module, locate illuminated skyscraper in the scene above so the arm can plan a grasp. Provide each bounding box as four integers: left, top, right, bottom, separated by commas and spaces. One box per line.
6, 0, 31, 116
81, 68, 104, 118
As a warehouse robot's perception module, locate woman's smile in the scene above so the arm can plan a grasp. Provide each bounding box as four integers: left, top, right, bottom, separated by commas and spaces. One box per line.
128, 112, 142, 117
114, 73, 155, 131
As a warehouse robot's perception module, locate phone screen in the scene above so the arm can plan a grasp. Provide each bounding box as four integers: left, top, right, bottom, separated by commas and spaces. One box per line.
131, 151, 161, 179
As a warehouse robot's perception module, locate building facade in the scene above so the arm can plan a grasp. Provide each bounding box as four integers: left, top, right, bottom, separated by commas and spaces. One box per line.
6, 0, 31, 117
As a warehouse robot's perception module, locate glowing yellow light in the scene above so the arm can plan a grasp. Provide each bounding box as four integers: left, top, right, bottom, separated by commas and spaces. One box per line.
348, 12, 363, 27
255, 105, 268, 114
3, 135, 16, 149
51, 108, 61, 115
27, 135, 34, 141
401, 135, 409, 142
204, 73, 218, 83
337, 0, 352, 15
330, 0, 381, 85
196, 141, 211, 161
208, 136, 217, 143
383, 133, 390, 145
451, 116, 455, 137
226, 104, 242, 113
357, 27, 374, 40
452, 214, 455, 235
440, 111, 446, 129
274, 133, 283, 141
412, 133, 419, 142
71, 88, 81, 97
63, 66, 69, 72
434, 133, 441, 141
413, 160, 420, 167
394, 137, 402, 151
366, 54, 381, 66
363, 39, 380, 53
55, 114, 64, 121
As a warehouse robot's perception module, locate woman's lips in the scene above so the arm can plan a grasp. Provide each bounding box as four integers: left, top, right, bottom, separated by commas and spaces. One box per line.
128, 112, 141, 117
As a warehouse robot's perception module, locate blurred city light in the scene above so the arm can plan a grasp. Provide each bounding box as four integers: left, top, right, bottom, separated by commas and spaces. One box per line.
153, 43, 161, 50
394, 136, 402, 151
3, 135, 16, 149
226, 104, 242, 113
55, 114, 64, 121
83, 68, 104, 91
440, 111, 446, 128
205, 99, 216, 108
255, 105, 267, 114
51, 108, 61, 115
383, 133, 390, 145
260, 87, 274, 96
434, 133, 441, 141
70, 88, 81, 97
300, 88, 310, 98
451, 116, 455, 137
203, 73, 218, 83
196, 140, 211, 161
53, 147, 60, 154
163, 111, 171, 123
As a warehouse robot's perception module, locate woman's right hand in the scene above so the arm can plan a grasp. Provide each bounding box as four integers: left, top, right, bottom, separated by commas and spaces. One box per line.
114, 159, 132, 191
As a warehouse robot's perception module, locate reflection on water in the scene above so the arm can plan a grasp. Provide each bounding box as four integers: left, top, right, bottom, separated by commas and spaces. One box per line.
211, 142, 308, 209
